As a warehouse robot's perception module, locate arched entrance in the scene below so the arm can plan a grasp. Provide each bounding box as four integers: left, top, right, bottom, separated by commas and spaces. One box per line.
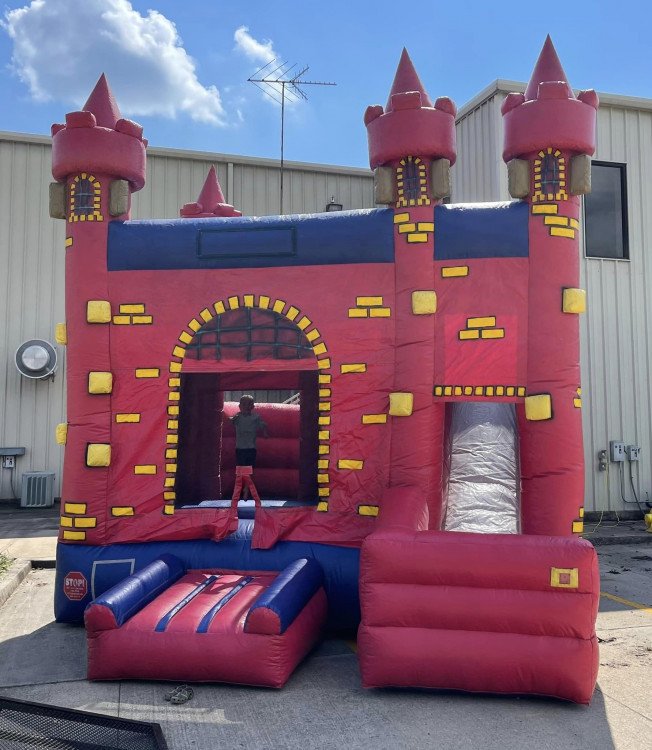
161, 295, 332, 514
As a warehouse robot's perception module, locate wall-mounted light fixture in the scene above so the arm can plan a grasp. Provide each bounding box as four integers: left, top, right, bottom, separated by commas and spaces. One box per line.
325, 196, 343, 212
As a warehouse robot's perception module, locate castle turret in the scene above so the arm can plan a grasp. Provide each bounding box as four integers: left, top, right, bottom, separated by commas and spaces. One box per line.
364, 48, 456, 172
180, 165, 241, 218
50, 75, 146, 544
364, 51, 456, 526
501, 37, 598, 537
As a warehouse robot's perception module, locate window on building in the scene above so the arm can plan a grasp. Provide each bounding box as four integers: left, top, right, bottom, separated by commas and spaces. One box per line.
584, 162, 628, 259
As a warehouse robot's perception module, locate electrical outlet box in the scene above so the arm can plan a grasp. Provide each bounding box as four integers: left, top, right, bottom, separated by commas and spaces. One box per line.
627, 445, 641, 461
610, 441, 626, 462
598, 449, 608, 471
2, 456, 15, 469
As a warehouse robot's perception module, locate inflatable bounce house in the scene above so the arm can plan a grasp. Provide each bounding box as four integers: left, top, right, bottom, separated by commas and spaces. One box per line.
51, 37, 601, 701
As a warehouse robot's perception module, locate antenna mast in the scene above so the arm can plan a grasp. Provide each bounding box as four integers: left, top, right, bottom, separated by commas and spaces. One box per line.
248, 61, 336, 215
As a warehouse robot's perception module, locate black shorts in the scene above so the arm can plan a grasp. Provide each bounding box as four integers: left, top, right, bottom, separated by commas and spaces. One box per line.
235, 448, 257, 467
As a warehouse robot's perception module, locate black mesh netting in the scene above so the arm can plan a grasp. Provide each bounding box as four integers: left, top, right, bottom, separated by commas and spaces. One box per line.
0, 697, 167, 750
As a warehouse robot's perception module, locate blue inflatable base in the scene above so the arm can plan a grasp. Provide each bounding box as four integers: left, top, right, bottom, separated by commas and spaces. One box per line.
55, 521, 360, 632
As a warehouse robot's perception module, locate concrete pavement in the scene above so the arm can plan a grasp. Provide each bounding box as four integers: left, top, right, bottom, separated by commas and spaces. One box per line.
0, 501, 650, 749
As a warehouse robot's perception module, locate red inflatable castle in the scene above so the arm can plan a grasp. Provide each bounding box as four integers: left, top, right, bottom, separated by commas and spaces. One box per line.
52, 38, 600, 702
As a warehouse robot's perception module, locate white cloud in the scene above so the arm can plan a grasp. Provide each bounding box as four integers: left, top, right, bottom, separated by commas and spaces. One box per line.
233, 26, 276, 65
2, 0, 226, 125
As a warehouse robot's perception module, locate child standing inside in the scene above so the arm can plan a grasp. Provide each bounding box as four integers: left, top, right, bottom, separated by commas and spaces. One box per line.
229, 395, 269, 498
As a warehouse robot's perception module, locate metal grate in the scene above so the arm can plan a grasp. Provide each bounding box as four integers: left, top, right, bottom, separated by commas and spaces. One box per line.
0, 696, 167, 749
20, 472, 55, 508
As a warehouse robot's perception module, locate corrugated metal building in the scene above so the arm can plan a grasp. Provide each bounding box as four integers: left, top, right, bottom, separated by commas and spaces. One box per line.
1, 80, 650, 514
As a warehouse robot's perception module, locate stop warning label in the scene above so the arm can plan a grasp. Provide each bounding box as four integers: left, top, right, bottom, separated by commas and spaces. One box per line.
63, 571, 88, 601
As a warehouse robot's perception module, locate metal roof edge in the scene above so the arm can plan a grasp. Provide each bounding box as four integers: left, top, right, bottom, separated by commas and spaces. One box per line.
0, 130, 373, 177
456, 81, 652, 122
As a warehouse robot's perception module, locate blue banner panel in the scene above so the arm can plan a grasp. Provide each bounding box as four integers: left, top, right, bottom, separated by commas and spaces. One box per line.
108, 208, 395, 271
435, 201, 529, 260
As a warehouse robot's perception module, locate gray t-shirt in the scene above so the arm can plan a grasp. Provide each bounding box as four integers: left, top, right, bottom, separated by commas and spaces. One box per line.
231, 412, 266, 449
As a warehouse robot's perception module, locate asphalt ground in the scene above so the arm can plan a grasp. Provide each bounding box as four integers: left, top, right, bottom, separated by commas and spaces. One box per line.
0, 503, 650, 749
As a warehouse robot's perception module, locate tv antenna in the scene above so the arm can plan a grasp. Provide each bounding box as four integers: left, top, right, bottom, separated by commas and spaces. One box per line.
248, 61, 336, 215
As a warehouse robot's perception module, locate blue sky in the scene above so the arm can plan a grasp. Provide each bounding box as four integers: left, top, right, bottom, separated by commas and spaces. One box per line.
1, 0, 650, 168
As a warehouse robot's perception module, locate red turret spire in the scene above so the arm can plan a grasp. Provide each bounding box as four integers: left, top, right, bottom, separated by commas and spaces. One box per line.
83, 74, 122, 129
385, 48, 433, 109
180, 166, 242, 218
364, 49, 456, 169
524, 35, 572, 101
501, 36, 598, 162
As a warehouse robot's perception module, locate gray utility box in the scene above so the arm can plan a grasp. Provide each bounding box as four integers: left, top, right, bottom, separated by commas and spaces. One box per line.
20, 472, 55, 508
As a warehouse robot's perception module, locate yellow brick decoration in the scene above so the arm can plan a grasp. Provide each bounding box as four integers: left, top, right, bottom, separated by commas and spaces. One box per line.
111, 303, 153, 325
356, 296, 383, 307
362, 414, 387, 424
74, 517, 97, 528
412, 291, 437, 315
60, 516, 73, 527
338, 459, 364, 470
434, 385, 526, 399
389, 392, 413, 417
525, 394, 552, 421
163, 505, 175, 515
134, 465, 157, 475
459, 316, 504, 341
531, 204, 558, 215
135, 368, 160, 378
467, 316, 496, 329
341, 363, 366, 374
406, 232, 429, 243
316, 501, 329, 512
111, 507, 135, 517
574, 387, 582, 409
358, 505, 379, 517
550, 567, 579, 588
562, 288, 586, 314
88, 371, 113, 394
55, 423, 68, 445
572, 521, 584, 534
543, 216, 570, 227
349, 296, 390, 319
65, 502, 86, 515
63, 530, 86, 541
481, 329, 505, 339
86, 300, 111, 324
86, 444, 111, 467
65, 237, 73, 247
55, 323, 67, 345
550, 226, 575, 239
441, 266, 469, 278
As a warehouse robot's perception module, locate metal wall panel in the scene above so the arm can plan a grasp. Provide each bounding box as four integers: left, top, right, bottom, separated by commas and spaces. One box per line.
454, 94, 652, 512
0, 132, 373, 499
451, 95, 504, 203
0, 137, 66, 501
